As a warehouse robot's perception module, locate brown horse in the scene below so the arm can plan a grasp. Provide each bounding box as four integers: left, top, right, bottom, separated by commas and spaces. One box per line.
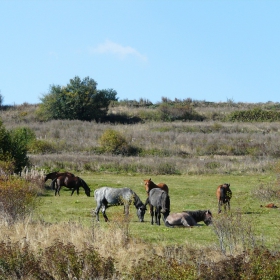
51, 175, 91, 197
143, 178, 169, 195
44, 171, 75, 183
260, 203, 278, 208
216, 183, 232, 214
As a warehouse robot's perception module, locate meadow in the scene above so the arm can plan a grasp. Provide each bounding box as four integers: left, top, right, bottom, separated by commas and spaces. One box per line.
39, 172, 279, 248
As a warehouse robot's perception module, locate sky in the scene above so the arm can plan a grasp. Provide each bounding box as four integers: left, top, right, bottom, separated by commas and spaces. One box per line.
1, 0, 280, 105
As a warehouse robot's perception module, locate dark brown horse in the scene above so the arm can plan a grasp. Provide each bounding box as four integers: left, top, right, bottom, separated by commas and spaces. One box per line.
216, 183, 232, 213
44, 171, 75, 183
143, 178, 169, 195
51, 175, 91, 197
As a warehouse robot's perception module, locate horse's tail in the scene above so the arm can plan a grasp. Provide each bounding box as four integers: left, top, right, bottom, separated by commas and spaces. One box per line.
144, 196, 150, 208
161, 192, 170, 214
219, 186, 225, 202
50, 179, 57, 190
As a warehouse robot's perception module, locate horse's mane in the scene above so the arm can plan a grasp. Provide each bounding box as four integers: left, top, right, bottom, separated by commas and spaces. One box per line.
183, 210, 211, 221
132, 191, 144, 207
79, 177, 89, 188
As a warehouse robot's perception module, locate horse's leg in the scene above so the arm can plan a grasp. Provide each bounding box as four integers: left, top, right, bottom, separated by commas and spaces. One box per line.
181, 218, 191, 227
55, 184, 60, 196
94, 201, 103, 222
155, 207, 160, 225
158, 209, 161, 226
218, 200, 222, 214
71, 188, 75, 196
150, 206, 154, 225
101, 205, 109, 222
228, 200, 231, 211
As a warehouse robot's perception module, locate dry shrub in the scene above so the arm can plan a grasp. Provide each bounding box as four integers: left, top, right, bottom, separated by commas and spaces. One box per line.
199, 248, 280, 280
0, 239, 117, 280
212, 210, 258, 256
0, 177, 39, 224
251, 182, 280, 202
0, 160, 15, 179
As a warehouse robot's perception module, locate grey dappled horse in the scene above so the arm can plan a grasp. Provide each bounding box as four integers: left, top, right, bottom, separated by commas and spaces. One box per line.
145, 188, 170, 226
94, 187, 146, 222
165, 210, 213, 227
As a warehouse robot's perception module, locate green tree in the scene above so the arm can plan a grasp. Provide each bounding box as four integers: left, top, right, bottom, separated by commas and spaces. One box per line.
38, 76, 118, 121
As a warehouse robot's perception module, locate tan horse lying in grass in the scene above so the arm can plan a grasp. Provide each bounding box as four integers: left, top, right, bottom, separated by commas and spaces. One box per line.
165, 210, 213, 227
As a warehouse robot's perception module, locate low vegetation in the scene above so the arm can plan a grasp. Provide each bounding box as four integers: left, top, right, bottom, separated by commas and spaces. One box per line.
1, 100, 280, 278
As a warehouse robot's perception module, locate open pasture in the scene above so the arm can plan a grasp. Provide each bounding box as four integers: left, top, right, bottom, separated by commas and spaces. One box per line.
38, 172, 280, 248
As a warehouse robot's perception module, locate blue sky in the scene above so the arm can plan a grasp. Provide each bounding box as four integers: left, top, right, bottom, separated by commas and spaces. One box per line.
1, 0, 279, 105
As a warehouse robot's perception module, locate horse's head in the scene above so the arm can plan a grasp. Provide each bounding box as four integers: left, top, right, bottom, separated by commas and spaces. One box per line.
137, 205, 146, 222
204, 210, 213, 226
143, 178, 152, 194
80, 178, 91, 197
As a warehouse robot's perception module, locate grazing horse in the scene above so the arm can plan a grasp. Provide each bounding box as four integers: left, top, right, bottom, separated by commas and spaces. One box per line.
145, 188, 170, 226
216, 183, 232, 214
44, 171, 75, 183
94, 187, 146, 222
143, 178, 169, 195
165, 210, 213, 228
51, 176, 91, 197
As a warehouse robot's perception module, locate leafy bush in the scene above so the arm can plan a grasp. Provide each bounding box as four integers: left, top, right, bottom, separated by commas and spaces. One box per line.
130, 254, 196, 280
0, 120, 31, 173
158, 103, 205, 121
99, 129, 139, 155
227, 108, 280, 122
0, 178, 39, 223
27, 139, 56, 154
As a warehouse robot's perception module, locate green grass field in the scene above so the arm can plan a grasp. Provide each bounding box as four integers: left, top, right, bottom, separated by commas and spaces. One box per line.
36, 172, 280, 249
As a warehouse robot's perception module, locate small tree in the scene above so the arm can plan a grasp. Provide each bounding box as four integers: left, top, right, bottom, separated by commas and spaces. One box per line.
38, 76, 118, 121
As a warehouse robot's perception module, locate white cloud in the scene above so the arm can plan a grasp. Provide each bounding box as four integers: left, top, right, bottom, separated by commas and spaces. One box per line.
90, 40, 147, 61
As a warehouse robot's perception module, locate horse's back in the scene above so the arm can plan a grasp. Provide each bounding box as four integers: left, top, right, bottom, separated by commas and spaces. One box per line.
149, 188, 168, 206
157, 183, 169, 194
94, 186, 134, 204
